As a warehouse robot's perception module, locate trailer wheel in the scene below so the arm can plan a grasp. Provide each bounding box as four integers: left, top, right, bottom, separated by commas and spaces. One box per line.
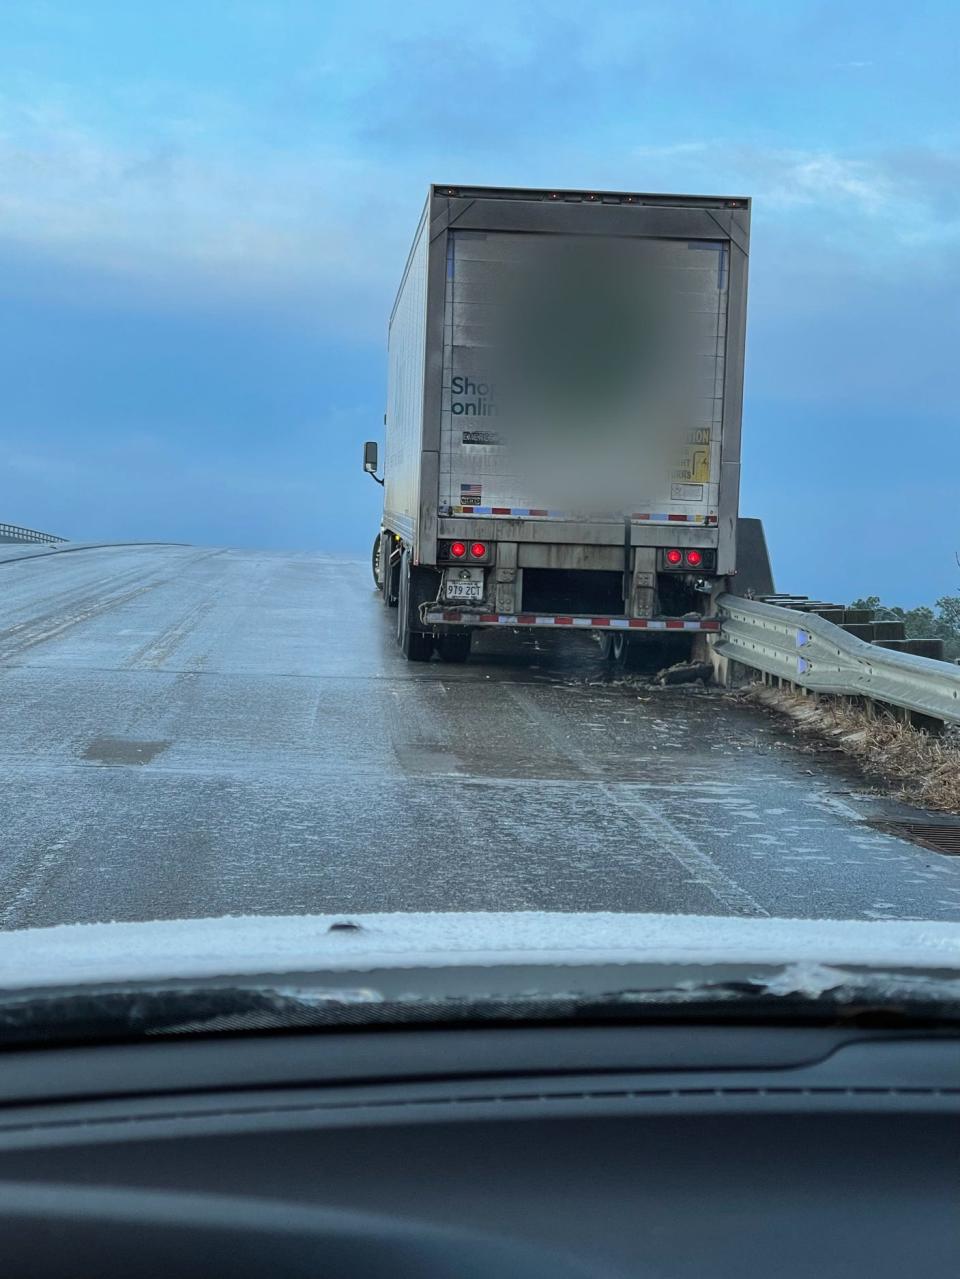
607, 632, 695, 672
436, 633, 472, 663
602, 631, 661, 671
600, 631, 632, 663
397, 551, 434, 662
608, 632, 629, 663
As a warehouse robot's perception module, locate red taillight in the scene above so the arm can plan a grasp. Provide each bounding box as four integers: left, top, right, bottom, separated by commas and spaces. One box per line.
470, 542, 486, 559
685, 549, 703, 567
665, 549, 683, 565
450, 541, 466, 559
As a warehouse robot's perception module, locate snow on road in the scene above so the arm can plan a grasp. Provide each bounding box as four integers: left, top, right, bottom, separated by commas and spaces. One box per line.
0, 544, 958, 929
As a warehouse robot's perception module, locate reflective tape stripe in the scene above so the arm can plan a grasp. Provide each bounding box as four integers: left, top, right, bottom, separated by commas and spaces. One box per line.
422, 611, 721, 631
442, 507, 719, 523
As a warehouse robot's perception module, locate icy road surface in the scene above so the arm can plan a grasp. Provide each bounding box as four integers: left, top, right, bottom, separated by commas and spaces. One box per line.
0, 543, 959, 930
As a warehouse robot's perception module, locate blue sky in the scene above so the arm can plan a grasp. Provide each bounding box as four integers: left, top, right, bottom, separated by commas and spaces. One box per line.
0, 1, 957, 604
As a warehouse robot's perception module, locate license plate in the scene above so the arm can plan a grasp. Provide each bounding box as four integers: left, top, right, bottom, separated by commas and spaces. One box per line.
445, 581, 483, 601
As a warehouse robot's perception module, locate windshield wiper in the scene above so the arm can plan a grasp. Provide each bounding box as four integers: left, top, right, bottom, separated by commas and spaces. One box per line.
0, 984, 385, 1048
1, 964, 960, 1048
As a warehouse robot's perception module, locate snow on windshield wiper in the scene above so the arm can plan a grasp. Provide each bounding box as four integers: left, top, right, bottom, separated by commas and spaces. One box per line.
2, 964, 960, 1047
0, 984, 385, 1047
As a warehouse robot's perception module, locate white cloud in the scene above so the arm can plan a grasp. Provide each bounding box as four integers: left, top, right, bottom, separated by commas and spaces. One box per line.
626, 142, 709, 160
627, 140, 960, 259
753, 151, 893, 214
2, 74, 958, 330
0, 91, 400, 305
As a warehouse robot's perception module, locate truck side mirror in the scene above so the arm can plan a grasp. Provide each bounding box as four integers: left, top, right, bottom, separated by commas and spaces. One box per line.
363, 440, 384, 486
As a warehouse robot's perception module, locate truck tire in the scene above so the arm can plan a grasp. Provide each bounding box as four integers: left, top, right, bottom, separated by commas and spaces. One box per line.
601, 632, 629, 663
604, 631, 693, 672
397, 551, 434, 662
371, 532, 382, 588
379, 532, 399, 607
602, 632, 639, 665
436, 633, 472, 663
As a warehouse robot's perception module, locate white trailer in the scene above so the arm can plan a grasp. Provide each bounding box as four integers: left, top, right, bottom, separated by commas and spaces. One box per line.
364, 184, 752, 662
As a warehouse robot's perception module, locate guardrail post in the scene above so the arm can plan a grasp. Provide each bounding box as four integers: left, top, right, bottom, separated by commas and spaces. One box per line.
707, 639, 751, 689
909, 709, 944, 735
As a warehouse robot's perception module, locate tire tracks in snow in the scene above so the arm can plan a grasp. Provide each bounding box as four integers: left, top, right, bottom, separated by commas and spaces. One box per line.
506, 684, 768, 918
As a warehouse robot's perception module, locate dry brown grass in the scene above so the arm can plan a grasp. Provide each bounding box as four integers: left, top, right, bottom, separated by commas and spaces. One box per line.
743, 684, 960, 814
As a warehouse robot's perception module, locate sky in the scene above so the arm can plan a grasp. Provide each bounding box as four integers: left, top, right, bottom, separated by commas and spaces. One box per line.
0, 0, 957, 605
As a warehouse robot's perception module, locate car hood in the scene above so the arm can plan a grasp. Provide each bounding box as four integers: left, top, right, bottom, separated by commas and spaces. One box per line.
1, 911, 959, 994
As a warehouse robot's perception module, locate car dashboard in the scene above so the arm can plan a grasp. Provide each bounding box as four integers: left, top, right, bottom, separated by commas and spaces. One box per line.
0, 1023, 956, 1276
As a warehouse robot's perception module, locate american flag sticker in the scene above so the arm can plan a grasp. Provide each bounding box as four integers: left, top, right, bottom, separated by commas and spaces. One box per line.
460, 482, 481, 506
460, 483, 482, 494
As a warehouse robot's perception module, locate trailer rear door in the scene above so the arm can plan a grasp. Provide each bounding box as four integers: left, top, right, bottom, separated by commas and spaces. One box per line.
439, 229, 729, 529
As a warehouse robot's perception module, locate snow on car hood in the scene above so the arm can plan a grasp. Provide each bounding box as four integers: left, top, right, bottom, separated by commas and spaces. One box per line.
0, 911, 959, 991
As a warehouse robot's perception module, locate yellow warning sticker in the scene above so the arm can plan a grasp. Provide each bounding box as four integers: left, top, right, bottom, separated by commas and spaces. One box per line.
672, 430, 711, 484
690, 447, 710, 483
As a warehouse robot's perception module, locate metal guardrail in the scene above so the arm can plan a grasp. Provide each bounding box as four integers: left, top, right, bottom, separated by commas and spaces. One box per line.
715, 594, 960, 725
0, 524, 67, 546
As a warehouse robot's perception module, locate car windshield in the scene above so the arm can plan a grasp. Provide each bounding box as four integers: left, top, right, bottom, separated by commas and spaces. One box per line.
1, 1, 959, 1022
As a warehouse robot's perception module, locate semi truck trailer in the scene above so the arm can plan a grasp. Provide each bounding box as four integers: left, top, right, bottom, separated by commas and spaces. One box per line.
364, 183, 752, 663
